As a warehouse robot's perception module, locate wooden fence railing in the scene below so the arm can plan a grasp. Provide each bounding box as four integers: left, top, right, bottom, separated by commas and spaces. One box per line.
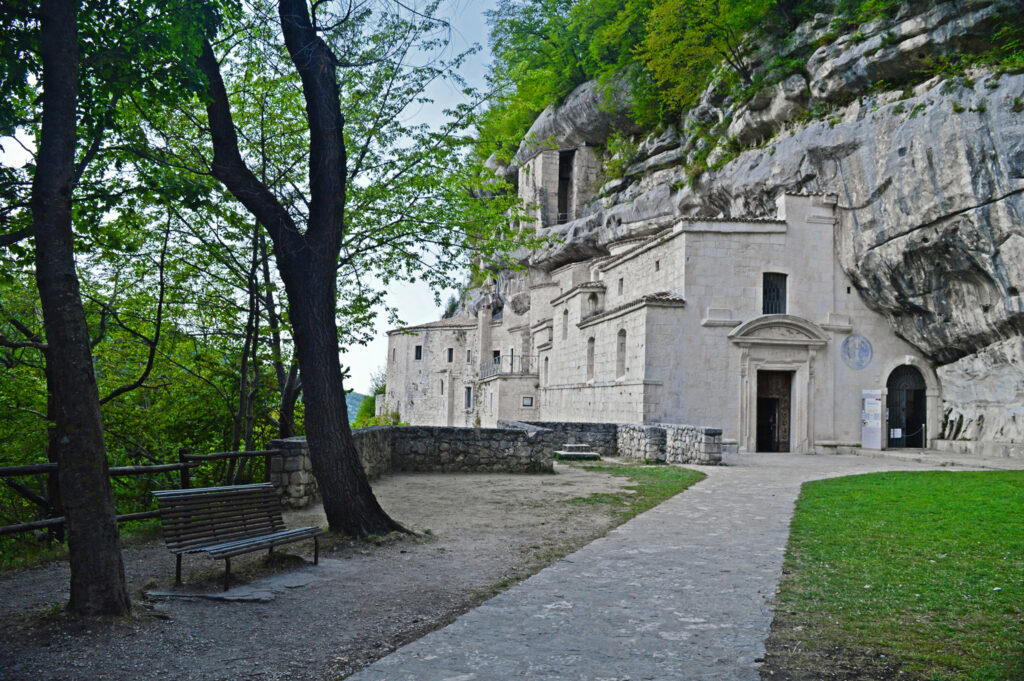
0, 449, 281, 538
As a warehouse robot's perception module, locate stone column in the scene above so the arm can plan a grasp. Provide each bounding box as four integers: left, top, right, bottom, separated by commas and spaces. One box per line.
267, 437, 319, 509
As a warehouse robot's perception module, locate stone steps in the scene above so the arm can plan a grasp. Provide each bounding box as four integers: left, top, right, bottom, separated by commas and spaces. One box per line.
554, 443, 601, 461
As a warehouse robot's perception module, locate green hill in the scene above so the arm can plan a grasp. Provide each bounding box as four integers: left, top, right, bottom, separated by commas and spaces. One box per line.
346, 392, 367, 425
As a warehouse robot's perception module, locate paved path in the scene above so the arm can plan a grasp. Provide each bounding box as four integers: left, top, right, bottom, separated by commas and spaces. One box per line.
348, 452, 1007, 681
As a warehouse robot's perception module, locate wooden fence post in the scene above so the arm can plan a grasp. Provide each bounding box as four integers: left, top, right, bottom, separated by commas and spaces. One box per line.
179, 448, 190, 489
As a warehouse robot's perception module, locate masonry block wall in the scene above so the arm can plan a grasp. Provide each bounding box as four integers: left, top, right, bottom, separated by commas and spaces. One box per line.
270, 420, 719, 508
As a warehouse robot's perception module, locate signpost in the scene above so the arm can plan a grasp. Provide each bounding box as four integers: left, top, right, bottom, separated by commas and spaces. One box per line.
861, 389, 883, 449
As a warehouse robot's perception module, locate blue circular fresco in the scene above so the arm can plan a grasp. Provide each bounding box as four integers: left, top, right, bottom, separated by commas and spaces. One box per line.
841, 334, 873, 370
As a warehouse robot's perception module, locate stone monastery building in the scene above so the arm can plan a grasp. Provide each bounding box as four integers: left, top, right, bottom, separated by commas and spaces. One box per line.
379, 147, 941, 454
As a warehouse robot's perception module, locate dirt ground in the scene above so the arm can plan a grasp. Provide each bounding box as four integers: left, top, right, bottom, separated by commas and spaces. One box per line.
0, 464, 633, 681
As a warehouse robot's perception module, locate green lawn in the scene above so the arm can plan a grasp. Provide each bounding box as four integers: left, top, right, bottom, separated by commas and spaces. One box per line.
566, 463, 705, 521
771, 471, 1024, 680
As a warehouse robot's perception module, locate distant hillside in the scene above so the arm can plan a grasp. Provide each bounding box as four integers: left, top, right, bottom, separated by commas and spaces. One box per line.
346, 392, 367, 424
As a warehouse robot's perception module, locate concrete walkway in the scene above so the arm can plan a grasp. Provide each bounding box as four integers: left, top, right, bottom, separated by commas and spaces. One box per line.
348, 452, 1014, 681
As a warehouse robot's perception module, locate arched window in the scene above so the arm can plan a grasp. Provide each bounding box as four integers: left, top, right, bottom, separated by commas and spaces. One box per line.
586, 337, 595, 381
544, 356, 549, 385
616, 329, 627, 377
587, 292, 599, 315
562, 308, 569, 340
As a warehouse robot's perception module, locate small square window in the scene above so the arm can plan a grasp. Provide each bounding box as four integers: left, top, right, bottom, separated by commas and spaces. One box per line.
447, 347, 454, 362
414, 345, 422, 360
522, 396, 534, 407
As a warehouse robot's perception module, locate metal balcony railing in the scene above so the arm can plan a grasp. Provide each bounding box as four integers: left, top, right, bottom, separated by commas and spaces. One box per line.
480, 354, 537, 379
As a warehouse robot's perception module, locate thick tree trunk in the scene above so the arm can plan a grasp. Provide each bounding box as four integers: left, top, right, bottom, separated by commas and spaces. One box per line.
196, 0, 404, 536
280, 252, 403, 535
31, 0, 130, 616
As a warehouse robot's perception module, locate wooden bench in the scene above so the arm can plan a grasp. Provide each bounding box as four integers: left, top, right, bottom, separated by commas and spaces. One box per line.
153, 483, 323, 591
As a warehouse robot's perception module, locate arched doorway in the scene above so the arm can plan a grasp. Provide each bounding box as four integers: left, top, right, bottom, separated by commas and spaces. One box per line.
886, 365, 926, 448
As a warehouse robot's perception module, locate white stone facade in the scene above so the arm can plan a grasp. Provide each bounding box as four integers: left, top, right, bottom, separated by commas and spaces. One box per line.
380, 156, 941, 453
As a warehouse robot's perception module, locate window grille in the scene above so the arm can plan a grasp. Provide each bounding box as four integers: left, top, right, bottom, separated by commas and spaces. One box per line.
763, 273, 787, 314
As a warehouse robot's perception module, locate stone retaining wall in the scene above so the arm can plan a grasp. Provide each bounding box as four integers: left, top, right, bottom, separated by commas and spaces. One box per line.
270, 420, 719, 508
388, 426, 555, 474
614, 423, 723, 464
617, 424, 668, 462
269, 425, 556, 508
664, 424, 723, 464
506, 421, 619, 457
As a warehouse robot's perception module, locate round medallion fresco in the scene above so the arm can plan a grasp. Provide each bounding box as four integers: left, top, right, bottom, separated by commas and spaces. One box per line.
841, 334, 873, 370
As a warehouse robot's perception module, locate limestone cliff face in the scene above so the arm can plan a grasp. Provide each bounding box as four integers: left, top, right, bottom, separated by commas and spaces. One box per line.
486, 0, 1024, 442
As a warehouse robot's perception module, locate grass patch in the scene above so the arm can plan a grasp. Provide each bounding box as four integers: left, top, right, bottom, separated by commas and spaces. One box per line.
767, 471, 1024, 680
564, 464, 705, 522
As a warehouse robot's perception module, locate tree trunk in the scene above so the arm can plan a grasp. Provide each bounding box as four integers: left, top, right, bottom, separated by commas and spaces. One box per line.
279, 251, 403, 535
196, 0, 404, 536
31, 0, 130, 616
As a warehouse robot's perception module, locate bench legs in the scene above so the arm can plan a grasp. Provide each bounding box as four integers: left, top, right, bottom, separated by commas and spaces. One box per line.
223, 557, 231, 591
176, 554, 182, 585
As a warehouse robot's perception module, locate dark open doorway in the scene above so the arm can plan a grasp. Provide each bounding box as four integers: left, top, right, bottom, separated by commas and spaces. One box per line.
756, 370, 792, 452
886, 365, 926, 447
557, 150, 574, 224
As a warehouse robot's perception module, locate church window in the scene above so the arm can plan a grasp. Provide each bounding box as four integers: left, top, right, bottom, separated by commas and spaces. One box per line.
616, 329, 627, 377
391, 348, 395, 362
447, 348, 453, 362
414, 345, 422, 360
544, 356, 549, 384
586, 337, 595, 381
464, 387, 473, 409
655, 260, 660, 271
763, 273, 787, 314
587, 293, 598, 315
440, 380, 444, 395
562, 309, 569, 340
466, 349, 472, 363
618, 278, 623, 295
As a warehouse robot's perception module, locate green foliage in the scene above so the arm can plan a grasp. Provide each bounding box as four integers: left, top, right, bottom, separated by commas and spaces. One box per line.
602, 131, 639, 179
477, 0, 1023, 180
776, 471, 1024, 680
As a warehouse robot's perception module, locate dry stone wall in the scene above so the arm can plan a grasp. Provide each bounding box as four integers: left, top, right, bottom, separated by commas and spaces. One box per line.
387, 426, 555, 474
269, 426, 556, 508
617, 424, 667, 462
271, 420, 718, 508
615, 423, 723, 464
664, 425, 723, 465
504, 421, 619, 457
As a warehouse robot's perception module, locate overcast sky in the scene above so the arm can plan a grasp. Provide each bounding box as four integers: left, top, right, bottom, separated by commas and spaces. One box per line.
0, 0, 500, 396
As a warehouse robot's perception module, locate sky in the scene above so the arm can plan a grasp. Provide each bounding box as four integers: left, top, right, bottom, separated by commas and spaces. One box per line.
0, 0, 501, 397
343, 0, 499, 394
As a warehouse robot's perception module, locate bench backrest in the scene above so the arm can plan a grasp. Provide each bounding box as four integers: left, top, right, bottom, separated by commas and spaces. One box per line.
153, 483, 286, 554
